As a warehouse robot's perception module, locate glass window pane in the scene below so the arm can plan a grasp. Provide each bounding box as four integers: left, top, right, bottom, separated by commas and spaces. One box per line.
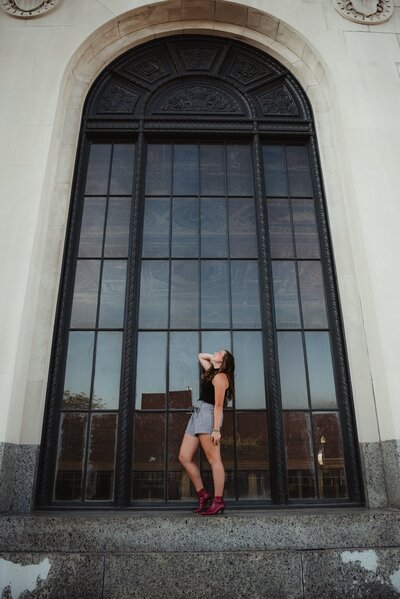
92, 332, 123, 410
272, 261, 301, 329
142, 198, 170, 258
86, 414, 118, 500
263, 145, 288, 197
145, 144, 172, 195
169, 332, 199, 408
292, 199, 320, 259
284, 412, 317, 499
201, 261, 230, 329
231, 261, 261, 328
168, 413, 197, 500
267, 198, 294, 259
109, 144, 135, 195
200, 144, 225, 196
54, 413, 88, 501
201, 331, 231, 356
201, 198, 227, 258
313, 412, 347, 499
171, 198, 199, 257
132, 413, 165, 501
170, 260, 199, 328
298, 261, 328, 329
78, 197, 106, 258
286, 145, 312, 197
70, 260, 101, 328
104, 198, 131, 257
277, 332, 308, 409
236, 412, 270, 499
226, 145, 253, 196
228, 198, 257, 258
136, 333, 167, 409
173, 144, 199, 195
138, 261, 169, 329
85, 144, 112, 195
233, 332, 265, 409
98, 260, 127, 328
62, 331, 94, 410
305, 332, 337, 408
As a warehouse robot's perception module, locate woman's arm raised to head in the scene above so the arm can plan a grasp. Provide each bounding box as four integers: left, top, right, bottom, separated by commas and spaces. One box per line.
198, 352, 213, 372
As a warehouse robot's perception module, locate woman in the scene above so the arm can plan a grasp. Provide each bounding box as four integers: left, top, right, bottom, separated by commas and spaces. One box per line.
178, 350, 235, 516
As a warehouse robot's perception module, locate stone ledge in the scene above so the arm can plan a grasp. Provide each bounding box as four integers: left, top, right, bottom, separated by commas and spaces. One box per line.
0, 509, 399, 554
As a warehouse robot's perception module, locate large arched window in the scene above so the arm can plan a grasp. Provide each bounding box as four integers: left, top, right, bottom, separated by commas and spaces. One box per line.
36, 36, 363, 508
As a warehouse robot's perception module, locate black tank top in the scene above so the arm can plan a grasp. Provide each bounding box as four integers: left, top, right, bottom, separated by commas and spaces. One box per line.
200, 377, 228, 406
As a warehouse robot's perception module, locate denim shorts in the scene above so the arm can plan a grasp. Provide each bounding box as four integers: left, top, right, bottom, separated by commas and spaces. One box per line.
185, 400, 223, 437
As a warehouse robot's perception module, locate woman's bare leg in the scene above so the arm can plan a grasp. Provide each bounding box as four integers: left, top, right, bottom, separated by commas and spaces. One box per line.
179, 434, 203, 492
199, 434, 225, 496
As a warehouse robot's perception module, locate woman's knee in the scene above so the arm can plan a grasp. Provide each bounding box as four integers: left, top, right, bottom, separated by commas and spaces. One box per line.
179, 451, 189, 466
207, 456, 223, 468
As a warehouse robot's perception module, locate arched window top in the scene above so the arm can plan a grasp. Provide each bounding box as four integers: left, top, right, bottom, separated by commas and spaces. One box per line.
87, 36, 310, 123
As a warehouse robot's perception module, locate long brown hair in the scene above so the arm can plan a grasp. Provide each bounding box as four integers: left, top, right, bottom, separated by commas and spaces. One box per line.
203, 350, 235, 404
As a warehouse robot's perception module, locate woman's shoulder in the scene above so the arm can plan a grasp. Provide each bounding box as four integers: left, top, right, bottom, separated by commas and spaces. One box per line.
212, 372, 229, 386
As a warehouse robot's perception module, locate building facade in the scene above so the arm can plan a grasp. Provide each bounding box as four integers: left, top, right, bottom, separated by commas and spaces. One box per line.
0, 0, 400, 515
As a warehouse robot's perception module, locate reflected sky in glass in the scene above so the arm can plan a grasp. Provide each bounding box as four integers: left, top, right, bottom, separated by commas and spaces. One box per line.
78, 197, 106, 258
92, 332, 123, 409
277, 332, 308, 409
169, 332, 199, 403
170, 260, 199, 328
173, 145, 199, 195
201, 261, 230, 329
305, 332, 337, 409
201, 331, 231, 356
229, 198, 257, 258
298, 261, 328, 329
272, 261, 301, 329
226, 145, 253, 196
104, 198, 131, 258
263, 145, 288, 197
109, 144, 135, 195
145, 144, 172, 195
70, 260, 101, 329
172, 198, 199, 257
200, 145, 225, 196
63, 331, 94, 409
136, 332, 167, 409
231, 261, 261, 328
142, 198, 170, 258
267, 198, 294, 259
138, 260, 169, 328
233, 331, 265, 409
98, 260, 127, 328
85, 144, 112, 195
201, 198, 227, 258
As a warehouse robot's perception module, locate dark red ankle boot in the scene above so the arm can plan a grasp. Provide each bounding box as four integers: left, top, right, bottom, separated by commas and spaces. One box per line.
193, 488, 211, 513
201, 496, 225, 516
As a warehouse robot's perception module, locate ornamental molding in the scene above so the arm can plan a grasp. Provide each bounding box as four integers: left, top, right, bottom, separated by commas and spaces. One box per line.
1, 0, 61, 17
333, 0, 393, 24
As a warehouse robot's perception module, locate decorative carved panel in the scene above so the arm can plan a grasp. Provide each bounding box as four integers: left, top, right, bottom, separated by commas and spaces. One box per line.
178, 47, 219, 71
98, 83, 139, 114
229, 53, 274, 85
333, 0, 393, 23
257, 86, 298, 117
152, 83, 245, 115
0, 0, 61, 17
121, 51, 170, 84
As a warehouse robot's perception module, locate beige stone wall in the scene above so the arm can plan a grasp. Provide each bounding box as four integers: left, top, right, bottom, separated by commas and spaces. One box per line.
0, 0, 399, 450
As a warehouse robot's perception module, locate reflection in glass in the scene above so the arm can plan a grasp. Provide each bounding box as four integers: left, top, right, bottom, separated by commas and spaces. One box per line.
104, 198, 131, 257
86, 413, 118, 500
226, 145, 253, 196
292, 200, 320, 259
286, 145, 312, 197
313, 412, 347, 498
201, 331, 231, 356
200, 145, 225, 196
305, 332, 337, 409
78, 197, 106, 258
132, 413, 165, 500
298, 261, 328, 329
231, 261, 261, 328
173, 145, 199, 195
138, 261, 169, 328
54, 413, 87, 500
142, 198, 170, 258
233, 332, 265, 409
201, 198, 227, 258
168, 413, 197, 500
145, 144, 172, 195
172, 198, 199, 257
267, 199, 294, 259
201, 261, 230, 329
109, 144, 135, 195
70, 260, 101, 328
236, 412, 270, 499
135, 333, 167, 409
283, 411, 316, 499
228, 198, 257, 258
263, 145, 288, 197
63, 332, 94, 410
277, 332, 308, 409
98, 260, 127, 328
272, 261, 301, 329
85, 144, 112, 195
92, 332, 122, 409
169, 332, 199, 407
170, 260, 199, 328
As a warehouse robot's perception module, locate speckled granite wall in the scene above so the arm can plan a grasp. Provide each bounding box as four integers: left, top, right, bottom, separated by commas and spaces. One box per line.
382, 439, 400, 509
0, 443, 39, 514
359, 439, 400, 509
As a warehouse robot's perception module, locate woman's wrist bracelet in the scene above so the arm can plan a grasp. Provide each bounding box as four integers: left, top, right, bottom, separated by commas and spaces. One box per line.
212, 428, 220, 433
